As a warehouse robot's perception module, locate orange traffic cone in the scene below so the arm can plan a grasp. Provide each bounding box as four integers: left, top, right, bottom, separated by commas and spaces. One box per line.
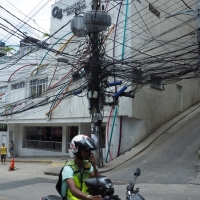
8, 158, 15, 171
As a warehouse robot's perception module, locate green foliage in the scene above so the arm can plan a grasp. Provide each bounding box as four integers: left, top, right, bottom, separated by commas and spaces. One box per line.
1, 46, 16, 54
43, 33, 50, 38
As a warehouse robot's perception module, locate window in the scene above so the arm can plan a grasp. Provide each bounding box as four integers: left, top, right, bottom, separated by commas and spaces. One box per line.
150, 75, 163, 90
0, 124, 7, 131
133, 68, 143, 83
23, 126, 62, 151
0, 86, 7, 103
30, 78, 47, 98
69, 126, 79, 142
11, 82, 25, 90
25, 126, 62, 141
149, 3, 160, 18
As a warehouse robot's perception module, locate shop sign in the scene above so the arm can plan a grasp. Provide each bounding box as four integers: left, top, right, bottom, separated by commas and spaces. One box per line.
52, 6, 63, 19
52, 0, 86, 19
63, 0, 86, 16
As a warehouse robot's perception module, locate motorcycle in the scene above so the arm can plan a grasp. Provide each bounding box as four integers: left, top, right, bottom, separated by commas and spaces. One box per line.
41, 168, 145, 200
126, 168, 145, 200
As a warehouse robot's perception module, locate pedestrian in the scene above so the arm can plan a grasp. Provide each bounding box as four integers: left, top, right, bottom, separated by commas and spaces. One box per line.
0, 143, 7, 165
9, 140, 14, 157
61, 134, 102, 200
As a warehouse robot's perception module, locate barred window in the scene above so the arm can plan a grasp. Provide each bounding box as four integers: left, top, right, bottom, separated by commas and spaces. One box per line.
30, 78, 48, 98
150, 75, 163, 90
0, 124, 7, 131
11, 82, 25, 90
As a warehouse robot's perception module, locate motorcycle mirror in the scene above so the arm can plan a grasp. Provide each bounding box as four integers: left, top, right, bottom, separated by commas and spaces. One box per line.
134, 168, 141, 176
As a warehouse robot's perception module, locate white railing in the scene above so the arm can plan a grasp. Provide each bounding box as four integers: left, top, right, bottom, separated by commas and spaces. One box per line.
23, 139, 62, 151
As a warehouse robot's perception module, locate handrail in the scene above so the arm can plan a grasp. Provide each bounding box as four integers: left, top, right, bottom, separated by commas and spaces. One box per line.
22, 139, 62, 151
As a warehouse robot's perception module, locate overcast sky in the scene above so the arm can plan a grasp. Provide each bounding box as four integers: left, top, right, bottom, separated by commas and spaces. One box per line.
1, 0, 55, 47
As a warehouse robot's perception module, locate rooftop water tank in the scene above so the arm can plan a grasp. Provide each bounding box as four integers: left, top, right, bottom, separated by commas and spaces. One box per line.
0, 41, 5, 47
0, 41, 6, 57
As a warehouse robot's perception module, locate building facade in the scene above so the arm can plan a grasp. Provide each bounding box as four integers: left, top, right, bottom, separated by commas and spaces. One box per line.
0, 0, 199, 162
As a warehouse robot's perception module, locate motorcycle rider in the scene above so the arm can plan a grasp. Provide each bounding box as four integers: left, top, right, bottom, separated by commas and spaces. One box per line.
62, 134, 102, 200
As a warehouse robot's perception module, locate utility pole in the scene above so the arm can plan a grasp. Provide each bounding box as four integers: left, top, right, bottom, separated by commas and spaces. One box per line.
197, 0, 200, 73
89, 0, 104, 168
71, 0, 111, 167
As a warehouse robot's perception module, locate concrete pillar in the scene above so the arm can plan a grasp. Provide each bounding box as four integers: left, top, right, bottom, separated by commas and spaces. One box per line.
79, 123, 91, 136
197, 0, 200, 73
62, 125, 66, 153
13, 124, 20, 157
7, 124, 19, 157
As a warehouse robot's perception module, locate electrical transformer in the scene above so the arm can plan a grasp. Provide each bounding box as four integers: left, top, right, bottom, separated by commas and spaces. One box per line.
70, 15, 86, 37
83, 11, 111, 32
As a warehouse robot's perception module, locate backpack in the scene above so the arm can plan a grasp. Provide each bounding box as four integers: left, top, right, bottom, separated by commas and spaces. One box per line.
55, 161, 68, 199
55, 160, 91, 199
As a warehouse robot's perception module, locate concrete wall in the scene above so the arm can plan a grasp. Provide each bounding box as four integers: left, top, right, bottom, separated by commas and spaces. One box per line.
131, 80, 200, 134
105, 115, 147, 162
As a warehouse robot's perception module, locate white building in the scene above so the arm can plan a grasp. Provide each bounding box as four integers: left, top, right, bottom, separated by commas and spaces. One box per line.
0, 0, 199, 162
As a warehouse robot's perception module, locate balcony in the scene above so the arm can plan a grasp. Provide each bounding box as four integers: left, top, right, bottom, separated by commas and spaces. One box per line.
22, 139, 62, 152
22, 139, 71, 153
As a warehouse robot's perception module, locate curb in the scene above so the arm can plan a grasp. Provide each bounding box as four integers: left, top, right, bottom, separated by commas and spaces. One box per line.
6, 159, 52, 164
44, 171, 59, 176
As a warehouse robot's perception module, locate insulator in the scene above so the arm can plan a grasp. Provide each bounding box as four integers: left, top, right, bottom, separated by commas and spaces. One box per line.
57, 56, 68, 63
108, 80, 122, 87
113, 86, 127, 99
74, 90, 82, 95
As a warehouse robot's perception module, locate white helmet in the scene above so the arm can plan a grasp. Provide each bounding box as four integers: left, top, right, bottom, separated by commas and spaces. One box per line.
70, 134, 97, 154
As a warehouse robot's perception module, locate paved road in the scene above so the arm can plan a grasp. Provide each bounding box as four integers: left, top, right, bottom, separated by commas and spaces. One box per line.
0, 162, 58, 200
1, 112, 200, 200
1, 162, 200, 200
102, 112, 200, 185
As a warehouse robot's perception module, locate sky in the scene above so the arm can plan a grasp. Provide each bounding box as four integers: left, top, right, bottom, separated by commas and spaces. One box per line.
0, 0, 55, 48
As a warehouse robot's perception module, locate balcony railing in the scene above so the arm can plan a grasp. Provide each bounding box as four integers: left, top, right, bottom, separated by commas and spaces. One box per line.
23, 139, 62, 152
22, 139, 74, 153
